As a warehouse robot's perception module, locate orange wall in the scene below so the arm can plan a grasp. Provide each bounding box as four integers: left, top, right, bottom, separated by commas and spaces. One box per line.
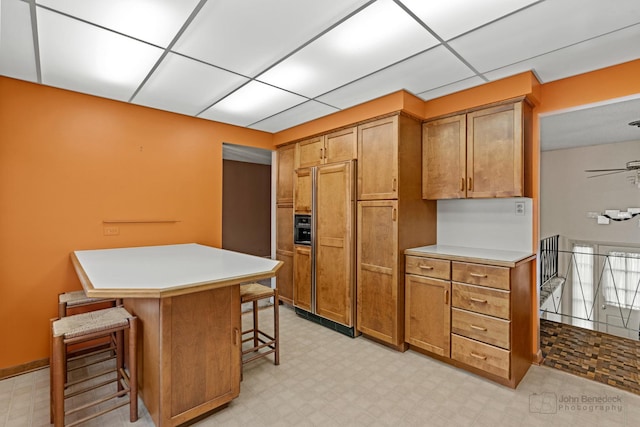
0, 77, 273, 370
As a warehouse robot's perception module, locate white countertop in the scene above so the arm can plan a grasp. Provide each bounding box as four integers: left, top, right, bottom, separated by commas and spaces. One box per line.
72, 243, 282, 298
405, 244, 535, 266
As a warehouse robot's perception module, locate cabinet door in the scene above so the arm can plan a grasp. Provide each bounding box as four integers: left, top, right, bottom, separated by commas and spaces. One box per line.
276, 205, 294, 305
293, 245, 312, 311
324, 127, 356, 164
297, 136, 324, 168
467, 102, 523, 198
294, 168, 312, 214
357, 116, 398, 200
357, 200, 400, 345
276, 145, 295, 204
405, 274, 451, 356
316, 162, 354, 326
422, 114, 466, 200
276, 251, 293, 305
276, 205, 293, 253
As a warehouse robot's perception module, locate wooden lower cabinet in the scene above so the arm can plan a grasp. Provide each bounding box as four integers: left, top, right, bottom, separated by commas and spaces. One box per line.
357, 200, 401, 347
276, 204, 294, 304
275, 251, 293, 305
405, 274, 451, 357
125, 286, 240, 426
293, 245, 312, 311
404, 250, 534, 388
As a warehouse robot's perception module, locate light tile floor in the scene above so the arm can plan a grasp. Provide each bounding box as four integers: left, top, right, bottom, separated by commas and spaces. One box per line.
2, 305, 640, 426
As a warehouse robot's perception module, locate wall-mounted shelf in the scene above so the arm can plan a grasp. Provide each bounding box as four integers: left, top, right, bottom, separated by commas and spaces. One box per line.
102, 220, 180, 224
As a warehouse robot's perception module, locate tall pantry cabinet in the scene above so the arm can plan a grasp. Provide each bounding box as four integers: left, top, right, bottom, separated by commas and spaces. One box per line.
357, 114, 436, 350
275, 144, 295, 305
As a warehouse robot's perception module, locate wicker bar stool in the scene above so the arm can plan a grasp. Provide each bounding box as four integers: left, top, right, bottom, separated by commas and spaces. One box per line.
58, 290, 122, 318
50, 307, 138, 427
240, 283, 279, 366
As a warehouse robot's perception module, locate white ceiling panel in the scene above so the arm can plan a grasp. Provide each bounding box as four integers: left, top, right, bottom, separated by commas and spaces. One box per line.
449, 0, 640, 73
199, 81, 307, 127
317, 46, 475, 109
37, 8, 164, 101
541, 97, 640, 151
484, 24, 640, 83
417, 76, 486, 102
249, 100, 339, 133
0, 0, 37, 82
401, 0, 539, 41
258, 0, 439, 98
173, 0, 370, 77
133, 53, 248, 116
36, 0, 200, 47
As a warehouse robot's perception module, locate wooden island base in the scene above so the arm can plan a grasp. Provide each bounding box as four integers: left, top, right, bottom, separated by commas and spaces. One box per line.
125, 285, 240, 427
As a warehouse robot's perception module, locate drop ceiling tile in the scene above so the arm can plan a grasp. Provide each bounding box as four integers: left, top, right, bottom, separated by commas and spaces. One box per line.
258, 0, 439, 98
402, 0, 538, 41
199, 81, 307, 128
417, 76, 486, 101
249, 100, 339, 133
484, 24, 640, 83
317, 46, 475, 109
449, 0, 640, 73
132, 53, 249, 116
37, 8, 163, 101
173, 0, 370, 76
0, 0, 37, 82
36, 0, 200, 47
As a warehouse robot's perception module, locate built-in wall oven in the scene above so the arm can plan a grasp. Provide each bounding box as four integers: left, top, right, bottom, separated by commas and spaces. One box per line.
293, 214, 312, 246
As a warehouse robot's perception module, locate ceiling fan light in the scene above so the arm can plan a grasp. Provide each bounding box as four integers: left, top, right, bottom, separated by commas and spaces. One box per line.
629, 119, 640, 127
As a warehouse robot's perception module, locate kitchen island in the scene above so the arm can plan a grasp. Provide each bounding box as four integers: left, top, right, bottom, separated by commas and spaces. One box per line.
71, 243, 282, 426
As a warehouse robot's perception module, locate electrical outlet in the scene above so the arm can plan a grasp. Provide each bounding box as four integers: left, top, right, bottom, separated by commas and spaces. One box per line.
103, 226, 119, 236
515, 201, 525, 216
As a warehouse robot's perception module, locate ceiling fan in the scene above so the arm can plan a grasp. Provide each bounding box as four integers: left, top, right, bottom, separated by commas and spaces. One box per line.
585, 160, 640, 178
585, 160, 640, 188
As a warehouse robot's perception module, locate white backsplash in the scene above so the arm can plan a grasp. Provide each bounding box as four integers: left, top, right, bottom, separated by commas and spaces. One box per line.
437, 198, 533, 253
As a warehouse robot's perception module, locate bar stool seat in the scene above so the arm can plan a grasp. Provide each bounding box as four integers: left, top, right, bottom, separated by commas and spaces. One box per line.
50, 306, 138, 427
240, 283, 279, 366
58, 290, 121, 318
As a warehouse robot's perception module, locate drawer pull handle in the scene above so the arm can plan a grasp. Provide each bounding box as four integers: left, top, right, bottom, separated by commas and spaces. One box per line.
419, 265, 434, 270
470, 297, 488, 304
470, 273, 487, 278
470, 324, 487, 331
470, 352, 487, 361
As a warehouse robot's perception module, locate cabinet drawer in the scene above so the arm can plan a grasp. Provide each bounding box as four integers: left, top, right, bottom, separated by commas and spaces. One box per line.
451, 308, 510, 350
451, 334, 510, 379
406, 256, 450, 280
452, 283, 510, 320
452, 262, 510, 290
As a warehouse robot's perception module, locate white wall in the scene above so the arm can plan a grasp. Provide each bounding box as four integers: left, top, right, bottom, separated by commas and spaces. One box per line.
541, 140, 640, 245
437, 198, 533, 252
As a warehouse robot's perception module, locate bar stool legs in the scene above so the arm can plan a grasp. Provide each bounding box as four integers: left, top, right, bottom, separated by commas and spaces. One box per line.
240, 284, 280, 366
50, 307, 138, 426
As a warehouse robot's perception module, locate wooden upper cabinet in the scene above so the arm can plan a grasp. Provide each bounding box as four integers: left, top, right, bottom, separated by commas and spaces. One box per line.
422, 99, 529, 200
324, 127, 357, 164
358, 116, 399, 200
422, 114, 466, 200
467, 102, 523, 198
294, 168, 312, 214
276, 144, 295, 205
296, 136, 324, 168
296, 128, 356, 169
